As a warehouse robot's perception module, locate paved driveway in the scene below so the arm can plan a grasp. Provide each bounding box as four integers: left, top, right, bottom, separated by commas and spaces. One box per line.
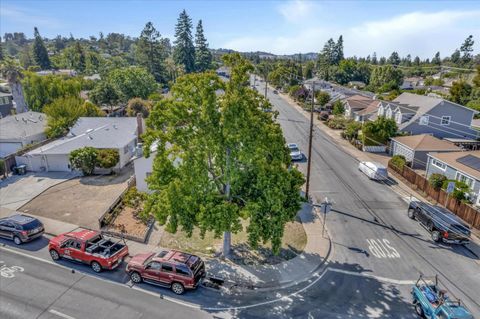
19, 167, 132, 229
0, 172, 76, 210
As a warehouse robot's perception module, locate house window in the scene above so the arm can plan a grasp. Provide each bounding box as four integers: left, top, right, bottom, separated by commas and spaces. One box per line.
431, 159, 446, 170
395, 112, 402, 124
455, 172, 475, 189
441, 116, 451, 125
419, 115, 429, 125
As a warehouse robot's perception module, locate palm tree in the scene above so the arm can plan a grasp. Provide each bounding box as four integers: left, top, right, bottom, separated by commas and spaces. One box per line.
0, 57, 28, 113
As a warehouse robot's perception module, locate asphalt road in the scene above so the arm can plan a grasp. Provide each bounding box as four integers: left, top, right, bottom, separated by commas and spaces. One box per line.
1, 80, 479, 319
246, 80, 480, 318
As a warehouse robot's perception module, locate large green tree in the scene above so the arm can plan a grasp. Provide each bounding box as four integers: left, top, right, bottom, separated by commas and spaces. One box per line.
143, 54, 304, 255
194, 20, 212, 72
449, 80, 472, 105
32, 27, 51, 69
107, 67, 158, 102
362, 116, 398, 146
135, 22, 168, 83
369, 65, 403, 92
173, 10, 195, 73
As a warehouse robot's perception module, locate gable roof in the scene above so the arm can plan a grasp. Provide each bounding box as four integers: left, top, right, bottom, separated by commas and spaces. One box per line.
345, 95, 375, 110
0, 112, 47, 141
27, 117, 139, 155
429, 151, 480, 181
356, 101, 380, 115
392, 134, 461, 151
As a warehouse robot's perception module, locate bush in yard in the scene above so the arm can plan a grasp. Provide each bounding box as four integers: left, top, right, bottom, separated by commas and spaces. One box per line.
442, 180, 470, 202
0, 159, 5, 176
428, 173, 447, 190
390, 155, 406, 170
96, 149, 120, 169
327, 117, 349, 130
123, 187, 147, 208
332, 100, 345, 116
69, 147, 98, 175
343, 121, 362, 140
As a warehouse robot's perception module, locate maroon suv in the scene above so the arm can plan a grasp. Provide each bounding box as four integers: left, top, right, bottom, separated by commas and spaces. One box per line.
126, 249, 206, 294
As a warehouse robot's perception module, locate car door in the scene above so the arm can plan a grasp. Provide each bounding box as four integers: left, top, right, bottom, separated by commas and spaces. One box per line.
159, 263, 175, 285
417, 207, 429, 226
143, 261, 162, 282
0, 222, 15, 239
68, 240, 84, 262
61, 239, 75, 259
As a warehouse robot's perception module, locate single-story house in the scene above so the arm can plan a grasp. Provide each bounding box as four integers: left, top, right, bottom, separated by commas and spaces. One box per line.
0, 112, 47, 158
344, 95, 380, 120
16, 116, 143, 172
426, 151, 480, 206
0, 92, 14, 118
390, 134, 461, 169
378, 92, 478, 140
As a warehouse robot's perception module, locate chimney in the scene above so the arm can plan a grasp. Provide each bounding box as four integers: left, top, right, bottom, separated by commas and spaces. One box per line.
136, 113, 144, 138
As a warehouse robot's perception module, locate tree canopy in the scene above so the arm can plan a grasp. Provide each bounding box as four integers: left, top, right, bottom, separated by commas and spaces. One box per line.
194, 20, 212, 72
32, 27, 51, 69
143, 54, 304, 254
135, 22, 169, 83
173, 10, 195, 73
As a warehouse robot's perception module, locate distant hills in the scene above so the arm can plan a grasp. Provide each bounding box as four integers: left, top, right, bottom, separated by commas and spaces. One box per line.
211, 49, 318, 61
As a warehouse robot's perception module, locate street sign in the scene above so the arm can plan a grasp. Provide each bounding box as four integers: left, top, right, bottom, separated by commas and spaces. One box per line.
446, 181, 455, 194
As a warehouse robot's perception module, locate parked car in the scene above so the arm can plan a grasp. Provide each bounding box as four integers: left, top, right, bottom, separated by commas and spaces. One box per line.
358, 161, 388, 181
288, 143, 303, 161
126, 249, 206, 295
273, 90, 279, 94
48, 230, 129, 273
412, 274, 473, 319
408, 200, 471, 244
0, 214, 44, 245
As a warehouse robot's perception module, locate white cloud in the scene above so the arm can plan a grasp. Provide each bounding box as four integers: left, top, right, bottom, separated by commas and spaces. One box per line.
277, 0, 315, 23
1, 6, 62, 29
221, 10, 480, 58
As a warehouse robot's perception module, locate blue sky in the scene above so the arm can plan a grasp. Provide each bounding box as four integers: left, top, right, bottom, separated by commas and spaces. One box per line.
1, 0, 479, 58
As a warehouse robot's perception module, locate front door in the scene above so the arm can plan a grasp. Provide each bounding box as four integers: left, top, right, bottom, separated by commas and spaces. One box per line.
143, 261, 162, 282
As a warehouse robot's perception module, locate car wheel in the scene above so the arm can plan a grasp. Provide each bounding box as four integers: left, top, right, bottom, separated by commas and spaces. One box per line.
171, 282, 185, 295
49, 249, 60, 261
407, 209, 416, 220
415, 304, 424, 317
431, 230, 441, 242
130, 271, 142, 284
13, 236, 22, 245
91, 261, 102, 273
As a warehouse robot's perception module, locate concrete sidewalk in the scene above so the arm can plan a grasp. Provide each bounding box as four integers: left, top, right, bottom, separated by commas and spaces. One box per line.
278, 91, 480, 259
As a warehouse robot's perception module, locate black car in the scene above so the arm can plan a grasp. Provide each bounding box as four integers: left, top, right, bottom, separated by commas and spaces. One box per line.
0, 214, 45, 245
408, 201, 470, 244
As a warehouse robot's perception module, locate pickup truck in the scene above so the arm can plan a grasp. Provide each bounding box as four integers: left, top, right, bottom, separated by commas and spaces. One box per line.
408, 200, 471, 244
48, 230, 129, 273
412, 275, 473, 319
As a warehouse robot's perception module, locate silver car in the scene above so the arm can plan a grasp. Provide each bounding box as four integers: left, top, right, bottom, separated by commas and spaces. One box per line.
288, 143, 303, 161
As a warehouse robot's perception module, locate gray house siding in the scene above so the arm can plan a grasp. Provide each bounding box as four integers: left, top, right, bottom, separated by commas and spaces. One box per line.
390, 141, 429, 169
403, 102, 477, 139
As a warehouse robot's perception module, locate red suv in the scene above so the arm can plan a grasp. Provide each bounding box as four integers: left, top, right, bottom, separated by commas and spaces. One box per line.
126, 249, 205, 294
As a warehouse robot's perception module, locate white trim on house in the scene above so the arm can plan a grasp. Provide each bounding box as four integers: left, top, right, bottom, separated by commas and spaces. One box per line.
431, 158, 447, 170
455, 171, 475, 190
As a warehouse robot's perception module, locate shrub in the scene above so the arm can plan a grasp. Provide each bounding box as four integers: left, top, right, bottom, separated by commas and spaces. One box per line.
326, 117, 350, 130
442, 180, 470, 202
332, 100, 345, 116
97, 149, 120, 169
390, 155, 406, 170
343, 121, 362, 140
69, 147, 98, 175
0, 159, 5, 176
123, 187, 147, 209
428, 173, 446, 190
126, 98, 151, 118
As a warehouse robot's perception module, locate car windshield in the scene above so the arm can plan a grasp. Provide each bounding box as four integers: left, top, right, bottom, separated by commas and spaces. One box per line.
21, 219, 41, 230
290, 147, 299, 153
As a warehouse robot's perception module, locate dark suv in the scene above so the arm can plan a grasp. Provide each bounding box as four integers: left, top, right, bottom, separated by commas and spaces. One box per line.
126, 249, 205, 294
0, 214, 45, 245
408, 201, 471, 244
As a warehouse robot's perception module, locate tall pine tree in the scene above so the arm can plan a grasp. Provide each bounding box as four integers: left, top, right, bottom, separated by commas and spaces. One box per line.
173, 10, 195, 73
32, 27, 51, 69
135, 22, 168, 83
194, 20, 212, 72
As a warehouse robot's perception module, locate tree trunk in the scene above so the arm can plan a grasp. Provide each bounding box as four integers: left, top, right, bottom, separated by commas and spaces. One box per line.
10, 81, 28, 113
222, 231, 231, 258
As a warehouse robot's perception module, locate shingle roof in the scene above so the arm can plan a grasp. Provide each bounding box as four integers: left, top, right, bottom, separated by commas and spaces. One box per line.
0, 112, 47, 141
356, 101, 380, 115
392, 134, 461, 151
28, 117, 139, 155
429, 151, 480, 180
346, 95, 375, 110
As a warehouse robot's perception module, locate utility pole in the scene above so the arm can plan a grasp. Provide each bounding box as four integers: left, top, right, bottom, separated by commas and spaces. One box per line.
305, 81, 314, 201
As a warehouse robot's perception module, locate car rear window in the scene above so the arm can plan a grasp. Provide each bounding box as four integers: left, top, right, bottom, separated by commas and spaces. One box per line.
175, 265, 191, 276
21, 219, 41, 230
377, 168, 387, 175
290, 147, 299, 152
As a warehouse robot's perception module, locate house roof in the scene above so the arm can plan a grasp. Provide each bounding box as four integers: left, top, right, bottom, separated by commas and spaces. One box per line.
429, 151, 480, 181
345, 95, 375, 110
392, 134, 461, 151
0, 112, 47, 141
0, 91, 12, 98
356, 101, 380, 115
27, 117, 139, 155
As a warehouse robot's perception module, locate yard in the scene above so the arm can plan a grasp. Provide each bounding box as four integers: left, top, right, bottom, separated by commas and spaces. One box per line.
19, 167, 132, 229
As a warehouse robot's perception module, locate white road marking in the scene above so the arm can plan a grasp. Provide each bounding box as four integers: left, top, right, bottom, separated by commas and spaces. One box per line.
0, 260, 24, 278
328, 268, 416, 285
49, 309, 76, 319
366, 239, 400, 259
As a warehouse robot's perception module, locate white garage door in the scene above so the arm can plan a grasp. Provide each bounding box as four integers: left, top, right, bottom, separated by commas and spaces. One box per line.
0, 142, 22, 158
46, 154, 71, 172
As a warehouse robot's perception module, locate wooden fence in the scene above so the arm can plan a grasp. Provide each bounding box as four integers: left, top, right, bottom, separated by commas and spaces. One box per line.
388, 162, 480, 230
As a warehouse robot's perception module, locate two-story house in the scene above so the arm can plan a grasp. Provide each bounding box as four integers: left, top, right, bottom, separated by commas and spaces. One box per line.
378, 93, 478, 140
344, 95, 380, 121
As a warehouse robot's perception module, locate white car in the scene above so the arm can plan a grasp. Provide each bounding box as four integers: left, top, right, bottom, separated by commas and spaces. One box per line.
358, 161, 388, 181
288, 143, 303, 161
